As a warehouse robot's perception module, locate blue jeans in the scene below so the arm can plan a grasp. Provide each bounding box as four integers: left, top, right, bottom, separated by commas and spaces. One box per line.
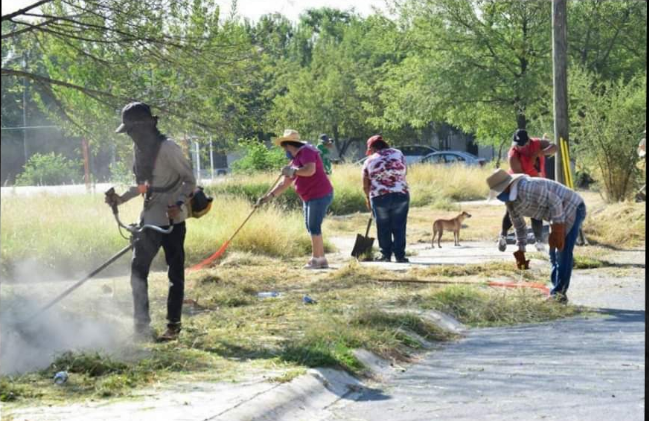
303, 192, 333, 236
549, 203, 586, 296
371, 193, 410, 259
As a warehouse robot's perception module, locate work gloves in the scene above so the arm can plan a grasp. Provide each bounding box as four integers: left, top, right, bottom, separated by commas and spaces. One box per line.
549, 223, 566, 251
104, 188, 124, 212
282, 166, 297, 178
513, 250, 530, 270
255, 194, 273, 208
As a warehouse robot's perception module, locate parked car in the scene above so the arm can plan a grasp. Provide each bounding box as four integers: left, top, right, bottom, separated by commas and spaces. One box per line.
355, 144, 438, 166
419, 151, 487, 167
400, 145, 438, 165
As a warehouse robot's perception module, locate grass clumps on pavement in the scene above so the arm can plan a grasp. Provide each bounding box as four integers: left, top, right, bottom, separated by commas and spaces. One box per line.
409, 285, 580, 327
279, 308, 455, 374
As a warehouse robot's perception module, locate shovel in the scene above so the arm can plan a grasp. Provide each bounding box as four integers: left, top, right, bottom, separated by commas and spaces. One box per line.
351, 218, 375, 259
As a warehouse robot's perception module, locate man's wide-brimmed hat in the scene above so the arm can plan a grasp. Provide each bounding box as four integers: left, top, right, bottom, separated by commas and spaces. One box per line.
115, 102, 154, 133
486, 169, 526, 199
273, 129, 308, 147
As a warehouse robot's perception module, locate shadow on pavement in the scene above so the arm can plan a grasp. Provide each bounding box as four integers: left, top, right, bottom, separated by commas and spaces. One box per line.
594, 308, 646, 323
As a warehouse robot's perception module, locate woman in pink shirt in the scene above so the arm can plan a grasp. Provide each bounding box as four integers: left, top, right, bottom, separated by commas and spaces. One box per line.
257, 130, 334, 269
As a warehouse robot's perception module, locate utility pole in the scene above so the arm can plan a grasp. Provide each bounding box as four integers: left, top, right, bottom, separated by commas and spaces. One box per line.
194, 139, 201, 184
22, 52, 28, 166
81, 138, 91, 191
552, 0, 569, 185
209, 136, 215, 181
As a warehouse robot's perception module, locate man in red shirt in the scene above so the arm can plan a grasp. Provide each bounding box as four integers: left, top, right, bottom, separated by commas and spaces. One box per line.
498, 129, 557, 252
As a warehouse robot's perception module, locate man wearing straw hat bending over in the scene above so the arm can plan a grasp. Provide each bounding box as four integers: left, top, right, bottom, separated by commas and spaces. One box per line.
486, 169, 586, 303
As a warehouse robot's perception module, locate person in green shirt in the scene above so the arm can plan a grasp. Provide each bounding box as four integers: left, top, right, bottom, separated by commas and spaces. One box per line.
317, 134, 334, 175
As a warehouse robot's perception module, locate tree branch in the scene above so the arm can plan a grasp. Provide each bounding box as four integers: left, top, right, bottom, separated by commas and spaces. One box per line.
1, 0, 54, 22
2, 17, 58, 39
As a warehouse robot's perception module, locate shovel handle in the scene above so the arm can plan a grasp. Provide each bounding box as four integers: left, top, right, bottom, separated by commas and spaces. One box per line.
365, 217, 373, 237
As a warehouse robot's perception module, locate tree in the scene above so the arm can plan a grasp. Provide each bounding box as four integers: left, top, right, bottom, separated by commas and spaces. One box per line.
268, 11, 408, 158
379, 0, 552, 152
2, 0, 257, 146
568, 0, 647, 81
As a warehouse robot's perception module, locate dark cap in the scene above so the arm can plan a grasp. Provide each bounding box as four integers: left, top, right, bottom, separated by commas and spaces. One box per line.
318, 134, 332, 144
512, 129, 529, 146
115, 102, 154, 133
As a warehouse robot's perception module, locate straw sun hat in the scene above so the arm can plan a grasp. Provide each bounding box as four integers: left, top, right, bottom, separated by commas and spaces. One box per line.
273, 129, 308, 147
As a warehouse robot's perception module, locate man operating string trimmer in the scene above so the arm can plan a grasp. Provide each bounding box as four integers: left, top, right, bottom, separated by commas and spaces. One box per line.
105, 102, 196, 342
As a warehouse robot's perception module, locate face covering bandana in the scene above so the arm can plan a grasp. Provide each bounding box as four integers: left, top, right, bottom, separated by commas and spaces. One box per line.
497, 191, 511, 202
285, 150, 294, 160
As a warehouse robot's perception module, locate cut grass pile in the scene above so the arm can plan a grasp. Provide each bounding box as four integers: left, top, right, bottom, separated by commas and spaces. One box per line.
0, 256, 578, 406
404, 285, 581, 328
582, 199, 645, 248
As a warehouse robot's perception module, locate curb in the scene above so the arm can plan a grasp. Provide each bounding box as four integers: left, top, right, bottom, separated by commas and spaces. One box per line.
211, 310, 465, 421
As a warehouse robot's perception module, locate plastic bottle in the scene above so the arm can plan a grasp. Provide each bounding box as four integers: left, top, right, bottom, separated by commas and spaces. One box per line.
303, 295, 317, 305
257, 292, 280, 298
53, 371, 68, 385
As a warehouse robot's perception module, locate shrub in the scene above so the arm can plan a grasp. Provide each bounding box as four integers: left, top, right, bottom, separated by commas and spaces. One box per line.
231, 139, 287, 174
15, 152, 81, 186
570, 69, 646, 202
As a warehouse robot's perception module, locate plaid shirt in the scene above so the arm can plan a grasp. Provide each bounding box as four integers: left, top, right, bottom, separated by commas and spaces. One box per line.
506, 177, 585, 249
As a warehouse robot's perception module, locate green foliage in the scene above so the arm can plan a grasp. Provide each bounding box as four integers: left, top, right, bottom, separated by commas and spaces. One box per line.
2, 1, 646, 171
379, 0, 552, 148
230, 139, 287, 174
109, 160, 134, 188
569, 68, 646, 202
15, 152, 81, 186
568, 1, 647, 80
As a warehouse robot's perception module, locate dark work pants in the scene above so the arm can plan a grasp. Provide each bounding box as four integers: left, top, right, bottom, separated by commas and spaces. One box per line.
502, 211, 544, 241
550, 204, 586, 296
130, 222, 186, 329
371, 193, 410, 260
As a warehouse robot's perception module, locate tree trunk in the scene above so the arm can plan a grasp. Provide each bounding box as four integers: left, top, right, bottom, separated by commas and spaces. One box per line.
495, 138, 509, 168
516, 106, 527, 130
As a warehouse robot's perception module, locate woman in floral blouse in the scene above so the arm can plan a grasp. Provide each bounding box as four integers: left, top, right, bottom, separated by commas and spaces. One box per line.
362, 135, 410, 263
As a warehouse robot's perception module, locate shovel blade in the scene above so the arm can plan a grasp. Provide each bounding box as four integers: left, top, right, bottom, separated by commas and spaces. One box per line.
351, 234, 375, 258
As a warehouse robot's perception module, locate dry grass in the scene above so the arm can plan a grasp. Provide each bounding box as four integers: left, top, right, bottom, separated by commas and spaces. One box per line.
0, 194, 318, 279
580, 192, 645, 249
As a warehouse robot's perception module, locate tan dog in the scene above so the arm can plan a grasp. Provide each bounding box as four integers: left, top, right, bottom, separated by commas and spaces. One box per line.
432, 211, 472, 248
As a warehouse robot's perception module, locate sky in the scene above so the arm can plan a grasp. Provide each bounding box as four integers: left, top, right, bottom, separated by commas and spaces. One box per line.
1, 0, 390, 22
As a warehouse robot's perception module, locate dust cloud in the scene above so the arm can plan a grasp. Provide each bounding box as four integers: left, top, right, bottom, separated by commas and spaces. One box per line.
0, 259, 132, 375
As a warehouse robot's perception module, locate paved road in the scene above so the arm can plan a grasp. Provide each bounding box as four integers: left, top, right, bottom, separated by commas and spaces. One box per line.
323, 262, 645, 420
